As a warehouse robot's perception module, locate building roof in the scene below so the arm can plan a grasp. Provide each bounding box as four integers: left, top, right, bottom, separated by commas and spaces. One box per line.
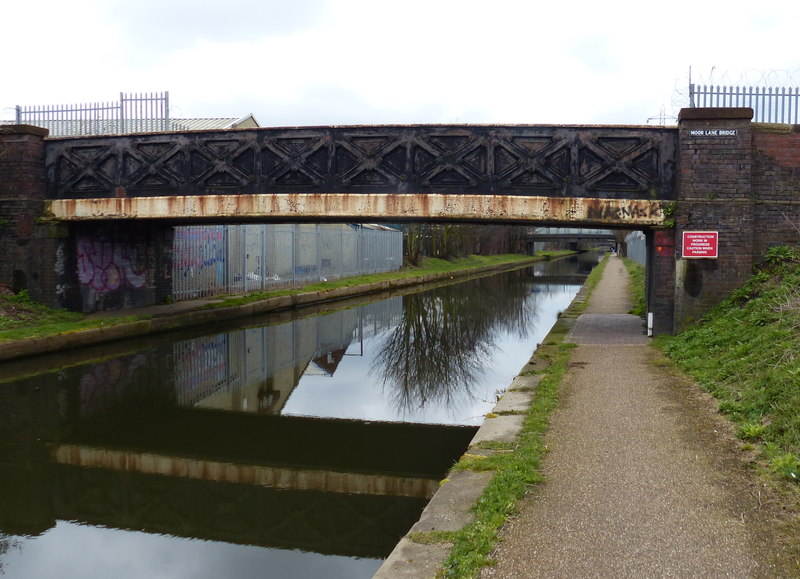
173, 114, 260, 131
0, 114, 260, 136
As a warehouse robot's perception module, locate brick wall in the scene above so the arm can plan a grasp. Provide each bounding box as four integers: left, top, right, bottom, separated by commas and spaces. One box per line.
674, 108, 755, 329
0, 125, 53, 302
647, 229, 675, 335
752, 126, 800, 259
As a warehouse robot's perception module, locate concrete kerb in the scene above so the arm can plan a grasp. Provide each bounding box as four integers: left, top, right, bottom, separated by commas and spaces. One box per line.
373, 262, 595, 578
0, 256, 559, 363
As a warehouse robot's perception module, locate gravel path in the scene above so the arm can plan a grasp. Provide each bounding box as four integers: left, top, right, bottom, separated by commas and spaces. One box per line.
481, 257, 796, 577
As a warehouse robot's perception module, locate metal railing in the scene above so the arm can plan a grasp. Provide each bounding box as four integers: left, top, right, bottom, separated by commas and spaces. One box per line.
172, 223, 403, 301
689, 84, 800, 124
15, 92, 174, 136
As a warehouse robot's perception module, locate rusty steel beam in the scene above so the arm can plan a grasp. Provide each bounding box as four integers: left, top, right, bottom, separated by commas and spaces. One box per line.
47, 193, 668, 227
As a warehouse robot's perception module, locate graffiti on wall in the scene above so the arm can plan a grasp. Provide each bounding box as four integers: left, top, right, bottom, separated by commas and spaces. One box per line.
174, 227, 225, 278
77, 236, 147, 292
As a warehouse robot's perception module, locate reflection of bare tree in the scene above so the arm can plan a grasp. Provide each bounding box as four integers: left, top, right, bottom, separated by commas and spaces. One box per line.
372, 270, 550, 414
0, 534, 22, 574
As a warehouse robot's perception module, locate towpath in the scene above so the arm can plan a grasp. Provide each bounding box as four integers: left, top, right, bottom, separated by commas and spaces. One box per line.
481, 256, 796, 577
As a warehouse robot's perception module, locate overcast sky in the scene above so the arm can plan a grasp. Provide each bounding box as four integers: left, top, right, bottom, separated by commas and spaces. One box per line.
3, 0, 799, 127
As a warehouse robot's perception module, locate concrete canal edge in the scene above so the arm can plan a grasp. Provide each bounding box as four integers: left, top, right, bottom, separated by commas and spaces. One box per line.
0, 256, 554, 363
373, 270, 594, 578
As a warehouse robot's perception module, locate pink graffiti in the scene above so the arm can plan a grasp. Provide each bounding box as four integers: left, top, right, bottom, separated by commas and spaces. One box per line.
77, 237, 147, 292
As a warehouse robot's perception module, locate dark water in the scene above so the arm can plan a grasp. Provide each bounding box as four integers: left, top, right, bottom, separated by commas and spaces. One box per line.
0, 254, 598, 578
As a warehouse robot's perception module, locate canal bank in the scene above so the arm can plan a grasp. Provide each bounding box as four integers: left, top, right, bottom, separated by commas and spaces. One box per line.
0, 254, 594, 577
0, 255, 557, 363
372, 258, 601, 579
377, 256, 799, 577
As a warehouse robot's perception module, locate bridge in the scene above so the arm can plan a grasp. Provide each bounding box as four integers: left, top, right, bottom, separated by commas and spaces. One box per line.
2, 107, 800, 334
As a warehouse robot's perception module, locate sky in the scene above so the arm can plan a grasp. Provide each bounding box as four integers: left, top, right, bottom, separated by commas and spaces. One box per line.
2, 0, 799, 127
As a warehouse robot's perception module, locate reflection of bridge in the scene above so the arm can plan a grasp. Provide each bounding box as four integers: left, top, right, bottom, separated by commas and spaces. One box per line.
62, 409, 476, 495
44, 413, 476, 557
0, 370, 475, 557
50, 462, 427, 558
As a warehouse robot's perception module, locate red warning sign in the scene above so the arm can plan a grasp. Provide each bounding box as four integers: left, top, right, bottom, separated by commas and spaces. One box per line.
682, 231, 718, 259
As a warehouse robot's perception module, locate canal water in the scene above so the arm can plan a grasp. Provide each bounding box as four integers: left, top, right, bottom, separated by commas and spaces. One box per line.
0, 254, 598, 578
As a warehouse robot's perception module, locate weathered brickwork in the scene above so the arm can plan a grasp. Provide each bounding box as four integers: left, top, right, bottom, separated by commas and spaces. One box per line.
674, 108, 755, 329
752, 126, 800, 259
647, 229, 675, 335
0, 125, 54, 303
1, 126, 175, 310
672, 110, 800, 330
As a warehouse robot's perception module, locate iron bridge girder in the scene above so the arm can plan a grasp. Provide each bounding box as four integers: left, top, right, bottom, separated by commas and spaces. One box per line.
44, 124, 678, 203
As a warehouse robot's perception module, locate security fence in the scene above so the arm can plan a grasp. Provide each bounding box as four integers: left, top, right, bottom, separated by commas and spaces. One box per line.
624, 231, 647, 265
172, 223, 403, 301
689, 84, 800, 124
14, 92, 176, 136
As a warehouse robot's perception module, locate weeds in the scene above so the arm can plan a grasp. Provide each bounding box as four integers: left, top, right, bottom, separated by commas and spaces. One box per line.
622, 258, 646, 317
438, 341, 575, 577
659, 246, 800, 484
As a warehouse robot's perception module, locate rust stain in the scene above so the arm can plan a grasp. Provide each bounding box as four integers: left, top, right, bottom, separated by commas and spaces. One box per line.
49, 193, 666, 226
52, 444, 439, 498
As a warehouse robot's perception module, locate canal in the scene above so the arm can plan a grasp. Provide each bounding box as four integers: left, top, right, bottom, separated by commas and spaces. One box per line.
0, 254, 599, 578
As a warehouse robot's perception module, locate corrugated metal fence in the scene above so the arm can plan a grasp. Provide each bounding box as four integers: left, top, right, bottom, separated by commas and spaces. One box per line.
172, 223, 403, 301
625, 231, 647, 265
689, 84, 800, 124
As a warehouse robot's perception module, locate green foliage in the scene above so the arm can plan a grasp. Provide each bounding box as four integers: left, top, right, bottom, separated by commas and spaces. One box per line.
622, 258, 646, 317
0, 291, 84, 334
207, 254, 540, 309
439, 341, 574, 577
659, 252, 800, 476
737, 421, 766, 441
659, 202, 677, 228
768, 449, 800, 484
764, 245, 799, 269
410, 530, 458, 545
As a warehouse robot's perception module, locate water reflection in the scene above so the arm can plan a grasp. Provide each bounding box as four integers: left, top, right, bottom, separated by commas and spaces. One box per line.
0, 255, 598, 578
373, 268, 562, 416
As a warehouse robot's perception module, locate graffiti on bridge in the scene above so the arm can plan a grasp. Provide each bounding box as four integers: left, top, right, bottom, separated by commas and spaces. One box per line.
585, 202, 663, 221
77, 236, 147, 292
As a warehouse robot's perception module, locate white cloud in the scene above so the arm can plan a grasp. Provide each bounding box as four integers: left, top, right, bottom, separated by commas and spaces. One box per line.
3, 0, 800, 125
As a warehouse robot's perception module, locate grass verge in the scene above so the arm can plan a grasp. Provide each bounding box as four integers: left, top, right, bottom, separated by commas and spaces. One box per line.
204, 253, 566, 309
656, 246, 800, 484
410, 255, 608, 578
621, 257, 646, 316
0, 290, 144, 343
0, 253, 562, 344
436, 341, 576, 577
